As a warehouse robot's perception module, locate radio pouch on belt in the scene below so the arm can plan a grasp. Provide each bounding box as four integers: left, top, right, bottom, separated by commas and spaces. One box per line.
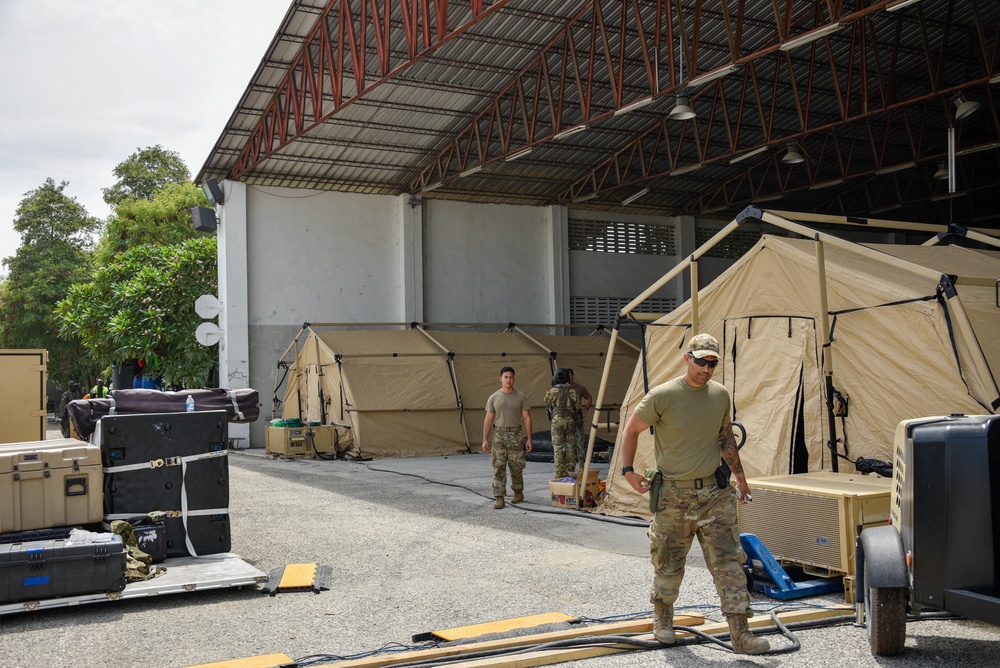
646, 468, 663, 514
714, 463, 730, 489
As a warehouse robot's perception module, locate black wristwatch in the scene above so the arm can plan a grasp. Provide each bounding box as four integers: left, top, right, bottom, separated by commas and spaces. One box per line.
621, 466, 634, 476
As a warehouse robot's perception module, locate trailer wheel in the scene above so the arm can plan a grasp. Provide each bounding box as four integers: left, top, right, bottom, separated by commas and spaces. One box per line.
865, 558, 906, 656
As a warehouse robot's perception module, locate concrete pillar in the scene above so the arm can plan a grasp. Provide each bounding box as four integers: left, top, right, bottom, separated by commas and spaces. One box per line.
217, 181, 250, 446
399, 194, 424, 323
545, 205, 570, 333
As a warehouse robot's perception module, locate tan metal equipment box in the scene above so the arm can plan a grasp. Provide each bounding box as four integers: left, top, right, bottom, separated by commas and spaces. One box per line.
0, 349, 48, 444
0, 438, 103, 533
265, 425, 337, 457
737, 471, 891, 601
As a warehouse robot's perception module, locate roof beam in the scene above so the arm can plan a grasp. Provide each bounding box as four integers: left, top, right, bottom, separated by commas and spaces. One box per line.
229, 0, 518, 180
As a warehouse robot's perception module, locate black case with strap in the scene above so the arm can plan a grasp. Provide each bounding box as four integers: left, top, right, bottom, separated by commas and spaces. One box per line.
99, 411, 231, 558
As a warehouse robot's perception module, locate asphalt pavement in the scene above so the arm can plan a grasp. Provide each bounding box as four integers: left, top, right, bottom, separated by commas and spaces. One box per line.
1, 427, 998, 667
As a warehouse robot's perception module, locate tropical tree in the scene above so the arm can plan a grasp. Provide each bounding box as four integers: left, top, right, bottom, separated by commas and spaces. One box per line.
0, 178, 102, 384
57, 237, 218, 389
101, 145, 190, 208
94, 181, 208, 266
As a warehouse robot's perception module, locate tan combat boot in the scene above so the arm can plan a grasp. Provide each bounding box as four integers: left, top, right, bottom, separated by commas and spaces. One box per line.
726, 614, 769, 654
652, 600, 675, 644
511, 491, 524, 504
493, 496, 505, 509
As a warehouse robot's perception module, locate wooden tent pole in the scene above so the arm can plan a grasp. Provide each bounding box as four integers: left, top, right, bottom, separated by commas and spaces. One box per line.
813, 236, 840, 471
580, 322, 622, 497
587, 218, 743, 502
622, 221, 741, 314
690, 257, 699, 334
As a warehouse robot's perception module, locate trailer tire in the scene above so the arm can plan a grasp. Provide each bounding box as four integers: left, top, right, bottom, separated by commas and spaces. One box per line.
865, 557, 906, 656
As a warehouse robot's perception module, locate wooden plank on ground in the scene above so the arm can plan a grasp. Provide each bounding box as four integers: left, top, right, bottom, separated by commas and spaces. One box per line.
324, 615, 704, 668
432, 612, 577, 641
324, 606, 852, 668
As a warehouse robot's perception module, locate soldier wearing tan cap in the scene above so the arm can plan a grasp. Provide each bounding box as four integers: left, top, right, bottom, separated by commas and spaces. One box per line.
618, 333, 768, 655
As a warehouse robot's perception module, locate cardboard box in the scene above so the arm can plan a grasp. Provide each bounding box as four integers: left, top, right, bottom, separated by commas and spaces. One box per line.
549, 470, 602, 509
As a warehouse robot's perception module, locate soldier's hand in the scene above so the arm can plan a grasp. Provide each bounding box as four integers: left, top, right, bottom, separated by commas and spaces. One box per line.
624, 471, 651, 494
481, 440, 490, 453
525, 440, 533, 453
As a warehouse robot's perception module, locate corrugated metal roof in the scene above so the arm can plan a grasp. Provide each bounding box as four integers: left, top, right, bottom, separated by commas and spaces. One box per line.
198, 0, 1000, 230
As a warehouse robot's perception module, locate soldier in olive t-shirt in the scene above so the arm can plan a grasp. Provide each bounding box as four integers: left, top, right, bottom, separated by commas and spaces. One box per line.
482, 366, 532, 509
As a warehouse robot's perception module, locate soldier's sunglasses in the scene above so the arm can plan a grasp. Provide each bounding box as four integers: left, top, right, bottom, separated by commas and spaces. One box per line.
689, 356, 719, 368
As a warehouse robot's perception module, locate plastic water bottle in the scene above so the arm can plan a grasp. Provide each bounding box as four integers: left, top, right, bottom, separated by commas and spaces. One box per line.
185, 395, 195, 412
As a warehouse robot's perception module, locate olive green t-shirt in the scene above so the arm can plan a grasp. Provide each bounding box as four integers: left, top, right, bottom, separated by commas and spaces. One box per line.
486, 388, 529, 428
634, 376, 731, 480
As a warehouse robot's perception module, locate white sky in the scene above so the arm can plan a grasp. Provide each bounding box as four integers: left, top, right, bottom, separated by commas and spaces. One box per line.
0, 0, 290, 270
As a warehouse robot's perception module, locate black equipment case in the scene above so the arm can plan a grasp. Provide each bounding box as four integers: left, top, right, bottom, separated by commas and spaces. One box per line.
0, 533, 127, 604
99, 411, 231, 558
68, 388, 259, 441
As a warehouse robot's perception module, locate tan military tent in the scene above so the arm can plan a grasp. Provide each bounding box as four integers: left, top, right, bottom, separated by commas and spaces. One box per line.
600, 212, 1000, 518
277, 325, 638, 458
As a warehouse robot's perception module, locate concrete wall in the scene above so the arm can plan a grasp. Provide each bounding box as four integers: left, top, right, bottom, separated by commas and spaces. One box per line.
423, 199, 554, 324
218, 184, 739, 447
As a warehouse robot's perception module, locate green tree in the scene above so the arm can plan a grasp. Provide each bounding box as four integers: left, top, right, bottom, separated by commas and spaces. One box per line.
95, 181, 208, 266
0, 178, 102, 385
57, 237, 218, 389
101, 145, 190, 208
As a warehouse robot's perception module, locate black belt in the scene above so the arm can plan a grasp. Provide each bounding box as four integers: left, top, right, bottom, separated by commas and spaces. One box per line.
664, 475, 717, 490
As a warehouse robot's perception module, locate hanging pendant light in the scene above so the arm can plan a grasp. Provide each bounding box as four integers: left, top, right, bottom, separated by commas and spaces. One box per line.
668, 93, 696, 121
782, 141, 805, 164
953, 94, 981, 121
933, 161, 949, 180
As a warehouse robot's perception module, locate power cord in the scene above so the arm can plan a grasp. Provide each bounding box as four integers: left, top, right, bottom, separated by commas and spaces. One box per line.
361, 463, 650, 528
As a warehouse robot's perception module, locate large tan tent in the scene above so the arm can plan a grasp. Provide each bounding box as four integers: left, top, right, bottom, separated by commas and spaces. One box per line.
599, 212, 1000, 518
277, 325, 638, 458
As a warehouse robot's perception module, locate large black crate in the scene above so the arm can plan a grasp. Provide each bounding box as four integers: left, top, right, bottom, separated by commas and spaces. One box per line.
99, 411, 231, 557
0, 533, 127, 604
905, 414, 1000, 622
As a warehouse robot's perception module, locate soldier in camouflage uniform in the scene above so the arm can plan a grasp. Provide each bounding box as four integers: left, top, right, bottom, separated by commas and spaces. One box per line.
543, 369, 583, 478
618, 333, 769, 655
482, 366, 533, 509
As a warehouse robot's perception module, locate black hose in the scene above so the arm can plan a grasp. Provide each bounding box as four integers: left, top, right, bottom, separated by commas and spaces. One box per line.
362, 463, 650, 528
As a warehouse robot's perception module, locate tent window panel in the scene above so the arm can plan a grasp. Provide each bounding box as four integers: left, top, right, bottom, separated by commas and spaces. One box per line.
568, 219, 676, 256
570, 297, 677, 327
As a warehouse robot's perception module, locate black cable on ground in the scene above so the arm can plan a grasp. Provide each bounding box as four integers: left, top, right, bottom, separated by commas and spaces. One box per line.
362, 463, 650, 527
294, 603, 967, 666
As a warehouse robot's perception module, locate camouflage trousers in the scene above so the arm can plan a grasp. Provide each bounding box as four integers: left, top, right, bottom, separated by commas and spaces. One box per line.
550, 418, 578, 478
573, 422, 587, 468
647, 484, 752, 616
491, 429, 526, 497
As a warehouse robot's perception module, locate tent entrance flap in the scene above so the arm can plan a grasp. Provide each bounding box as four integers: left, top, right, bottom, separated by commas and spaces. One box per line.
724, 316, 826, 477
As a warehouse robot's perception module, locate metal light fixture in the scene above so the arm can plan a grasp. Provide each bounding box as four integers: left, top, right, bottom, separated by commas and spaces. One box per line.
779, 22, 844, 52
201, 178, 225, 206
730, 146, 769, 164
614, 97, 655, 116
782, 141, 805, 164
668, 93, 696, 121
621, 188, 650, 206
553, 125, 587, 140
885, 0, 921, 12
953, 95, 981, 121
506, 147, 533, 162
933, 162, 948, 180
688, 64, 739, 88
